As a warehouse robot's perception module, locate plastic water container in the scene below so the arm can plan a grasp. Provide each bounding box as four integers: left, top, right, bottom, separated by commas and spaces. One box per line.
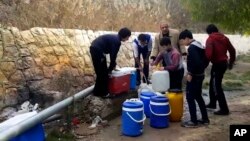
152, 71, 170, 92
122, 99, 146, 137
166, 89, 184, 122
109, 70, 130, 95
150, 96, 171, 128
0, 111, 45, 141
139, 91, 156, 118
119, 67, 137, 90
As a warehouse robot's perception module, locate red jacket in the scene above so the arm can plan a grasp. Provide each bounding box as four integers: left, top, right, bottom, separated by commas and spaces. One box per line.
205, 33, 236, 64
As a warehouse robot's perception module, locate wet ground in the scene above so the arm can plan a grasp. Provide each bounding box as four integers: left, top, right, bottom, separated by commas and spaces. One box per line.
76, 89, 250, 141
76, 61, 250, 141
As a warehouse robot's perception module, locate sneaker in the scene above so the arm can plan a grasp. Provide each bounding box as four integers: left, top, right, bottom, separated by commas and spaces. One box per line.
181, 121, 199, 128
197, 119, 210, 125
214, 110, 229, 115
147, 79, 152, 84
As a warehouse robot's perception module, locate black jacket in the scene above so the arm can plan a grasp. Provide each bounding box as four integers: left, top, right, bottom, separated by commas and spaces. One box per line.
91, 34, 121, 71
187, 40, 208, 76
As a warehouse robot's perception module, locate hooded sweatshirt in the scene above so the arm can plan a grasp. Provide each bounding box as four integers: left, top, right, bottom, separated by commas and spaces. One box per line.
187, 40, 208, 75
205, 32, 236, 65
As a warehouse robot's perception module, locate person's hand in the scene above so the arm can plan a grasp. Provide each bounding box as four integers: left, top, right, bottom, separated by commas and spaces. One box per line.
138, 65, 143, 71
159, 67, 165, 71
114, 68, 120, 71
228, 63, 233, 70
150, 56, 156, 61
151, 65, 156, 70
186, 74, 192, 82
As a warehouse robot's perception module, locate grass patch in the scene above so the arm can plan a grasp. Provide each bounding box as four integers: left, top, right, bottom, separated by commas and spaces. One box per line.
237, 54, 250, 63
46, 130, 76, 141
222, 80, 244, 91
239, 71, 250, 82
223, 71, 238, 80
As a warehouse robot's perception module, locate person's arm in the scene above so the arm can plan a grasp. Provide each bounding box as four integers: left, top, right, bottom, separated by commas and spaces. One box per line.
151, 52, 163, 66
146, 38, 153, 59
108, 43, 120, 72
151, 35, 159, 60
227, 38, 236, 67
205, 38, 213, 62
132, 42, 141, 68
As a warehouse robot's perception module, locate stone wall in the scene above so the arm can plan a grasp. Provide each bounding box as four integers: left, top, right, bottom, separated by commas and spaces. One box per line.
0, 27, 137, 115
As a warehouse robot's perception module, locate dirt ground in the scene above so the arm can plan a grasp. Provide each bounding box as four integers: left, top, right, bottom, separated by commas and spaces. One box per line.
76, 61, 250, 141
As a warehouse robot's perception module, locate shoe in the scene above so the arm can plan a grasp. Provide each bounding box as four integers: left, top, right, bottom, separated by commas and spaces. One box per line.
101, 93, 113, 99
214, 110, 229, 115
147, 79, 152, 84
197, 119, 210, 125
206, 104, 216, 109
181, 121, 199, 128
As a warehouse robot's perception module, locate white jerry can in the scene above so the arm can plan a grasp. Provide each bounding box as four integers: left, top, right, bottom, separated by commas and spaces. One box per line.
152, 71, 170, 93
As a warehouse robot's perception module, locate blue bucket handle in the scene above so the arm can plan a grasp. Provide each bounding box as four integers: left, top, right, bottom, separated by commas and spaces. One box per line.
124, 98, 146, 123
149, 102, 171, 116
126, 112, 146, 123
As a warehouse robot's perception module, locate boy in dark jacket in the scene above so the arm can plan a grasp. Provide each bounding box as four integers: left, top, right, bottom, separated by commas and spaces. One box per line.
179, 29, 209, 128
205, 24, 236, 115
90, 27, 131, 98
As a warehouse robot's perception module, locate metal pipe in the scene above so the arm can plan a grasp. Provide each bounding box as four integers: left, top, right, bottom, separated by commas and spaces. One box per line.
0, 85, 94, 141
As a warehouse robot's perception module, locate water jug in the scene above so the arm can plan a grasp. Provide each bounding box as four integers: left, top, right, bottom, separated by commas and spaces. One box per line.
166, 89, 183, 122
122, 99, 146, 137
152, 71, 170, 92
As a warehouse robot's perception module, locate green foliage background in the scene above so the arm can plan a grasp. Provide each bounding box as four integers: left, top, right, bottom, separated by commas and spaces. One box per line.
181, 0, 250, 34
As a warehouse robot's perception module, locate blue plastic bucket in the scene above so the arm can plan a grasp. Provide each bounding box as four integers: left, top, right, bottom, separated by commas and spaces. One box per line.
150, 96, 171, 128
122, 99, 145, 137
0, 111, 45, 141
140, 91, 156, 118
11, 124, 45, 141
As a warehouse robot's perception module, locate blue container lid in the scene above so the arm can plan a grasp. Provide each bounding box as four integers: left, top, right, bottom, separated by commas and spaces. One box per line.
140, 91, 155, 97
123, 101, 143, 108
150, 96, 168, 103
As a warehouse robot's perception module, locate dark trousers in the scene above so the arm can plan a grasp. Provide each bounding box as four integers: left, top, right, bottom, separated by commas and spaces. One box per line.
90, 47, 109, 96
135, 49, 149, 84
169, 68, 184, 90
208, 62, 229, 112
186, 75, 208, 123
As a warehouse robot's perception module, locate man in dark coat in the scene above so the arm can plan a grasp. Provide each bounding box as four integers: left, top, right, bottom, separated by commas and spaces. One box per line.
90, 27, 131, 98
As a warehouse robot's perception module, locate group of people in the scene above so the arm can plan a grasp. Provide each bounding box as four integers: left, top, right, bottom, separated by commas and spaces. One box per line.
89, 23, 236, 128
